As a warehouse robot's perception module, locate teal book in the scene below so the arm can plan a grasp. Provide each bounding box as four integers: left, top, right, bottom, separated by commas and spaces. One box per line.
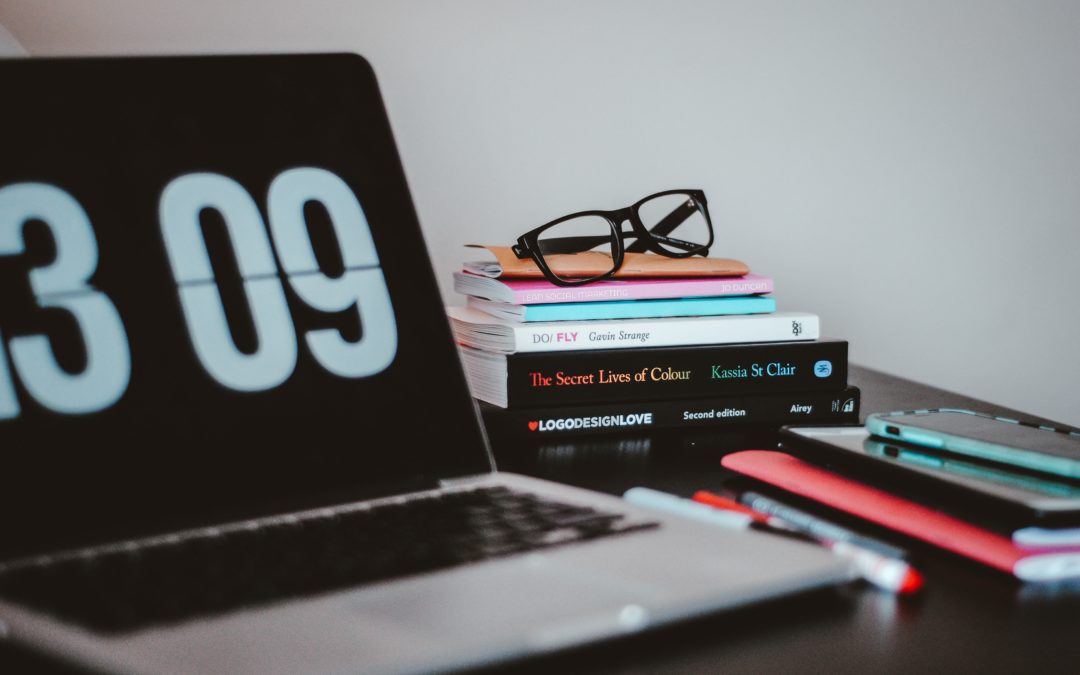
465, 295, 776, 322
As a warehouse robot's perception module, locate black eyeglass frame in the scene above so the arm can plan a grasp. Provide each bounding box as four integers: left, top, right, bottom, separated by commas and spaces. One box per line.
510, 189, 714, 287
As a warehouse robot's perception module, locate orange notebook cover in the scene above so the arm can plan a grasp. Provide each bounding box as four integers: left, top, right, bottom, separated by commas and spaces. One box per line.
720, 450, 1080, 582
464, 245, 750, 279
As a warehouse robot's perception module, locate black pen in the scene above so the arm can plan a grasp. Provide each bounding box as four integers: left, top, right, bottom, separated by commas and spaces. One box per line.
739, 491, 908, 559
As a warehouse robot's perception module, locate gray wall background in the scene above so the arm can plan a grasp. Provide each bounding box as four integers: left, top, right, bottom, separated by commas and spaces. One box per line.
2, 1, 1078, 425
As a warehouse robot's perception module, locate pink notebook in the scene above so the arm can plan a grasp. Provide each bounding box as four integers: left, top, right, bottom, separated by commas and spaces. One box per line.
721, 450, 1080, 582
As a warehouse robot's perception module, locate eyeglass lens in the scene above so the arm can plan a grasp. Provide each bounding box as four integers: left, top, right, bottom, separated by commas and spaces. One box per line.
635, 193, 710, 255
535, 214, 618, 281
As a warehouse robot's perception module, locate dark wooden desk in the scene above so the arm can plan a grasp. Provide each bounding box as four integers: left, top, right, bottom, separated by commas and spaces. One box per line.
4, 366, 1079, 673
486, 365, 1080, 673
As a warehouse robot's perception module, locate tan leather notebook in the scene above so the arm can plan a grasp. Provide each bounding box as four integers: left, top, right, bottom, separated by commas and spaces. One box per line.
464, 245, 750, 279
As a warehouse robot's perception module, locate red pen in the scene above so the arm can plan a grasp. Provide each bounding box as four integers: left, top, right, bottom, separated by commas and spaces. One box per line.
692, 491, 767, 522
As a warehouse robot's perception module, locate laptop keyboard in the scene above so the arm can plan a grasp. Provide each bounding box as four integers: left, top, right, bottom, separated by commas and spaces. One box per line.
0, 485, 657, 634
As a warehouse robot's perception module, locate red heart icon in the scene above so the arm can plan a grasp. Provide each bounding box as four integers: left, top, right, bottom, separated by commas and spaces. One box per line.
528, 421, 539, 431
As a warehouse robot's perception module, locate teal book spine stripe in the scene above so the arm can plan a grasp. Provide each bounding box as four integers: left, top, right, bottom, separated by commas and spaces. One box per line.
520, 295, 776, 322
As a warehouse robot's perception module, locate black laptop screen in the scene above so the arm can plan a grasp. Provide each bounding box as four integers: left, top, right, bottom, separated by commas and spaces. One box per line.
0, 54, 491, 560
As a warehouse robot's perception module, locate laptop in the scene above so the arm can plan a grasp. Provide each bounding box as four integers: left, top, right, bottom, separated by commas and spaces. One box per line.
0, 54, 850, 674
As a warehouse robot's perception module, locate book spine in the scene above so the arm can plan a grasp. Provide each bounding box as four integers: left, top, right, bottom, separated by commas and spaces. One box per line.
512, 276, 775, 304
520, 295, 776, 322
506, 340, 848, 407
482, 387, 860, 439
509, 313, 818, 352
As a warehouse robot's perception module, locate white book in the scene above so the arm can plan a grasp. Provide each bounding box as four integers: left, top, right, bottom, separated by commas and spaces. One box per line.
446, 306, 819, 354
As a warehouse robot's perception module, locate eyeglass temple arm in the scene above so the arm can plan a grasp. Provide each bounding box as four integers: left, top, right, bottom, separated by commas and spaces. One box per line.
624, 200, 702, 254
521, 228, 702, 257
520, 234, 619, 256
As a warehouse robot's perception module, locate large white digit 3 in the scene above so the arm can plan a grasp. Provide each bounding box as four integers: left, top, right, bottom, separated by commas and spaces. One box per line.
159, 174, 297, 392
0, 183, 131, 416
268, 168, 397, 378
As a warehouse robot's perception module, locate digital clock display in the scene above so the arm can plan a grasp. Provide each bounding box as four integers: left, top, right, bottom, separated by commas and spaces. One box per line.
0, 55, 489, 559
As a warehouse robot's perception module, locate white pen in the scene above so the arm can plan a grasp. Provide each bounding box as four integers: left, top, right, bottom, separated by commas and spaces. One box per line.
624, 487, 755, 529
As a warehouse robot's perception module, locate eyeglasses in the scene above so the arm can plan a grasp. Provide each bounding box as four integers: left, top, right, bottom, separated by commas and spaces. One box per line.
511, 189, 714, 286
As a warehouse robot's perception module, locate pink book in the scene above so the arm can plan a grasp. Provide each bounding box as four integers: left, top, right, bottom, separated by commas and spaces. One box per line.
453, 271, 774, 305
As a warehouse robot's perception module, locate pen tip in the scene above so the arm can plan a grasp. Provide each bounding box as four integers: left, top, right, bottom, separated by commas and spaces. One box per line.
898, 569, 925, 594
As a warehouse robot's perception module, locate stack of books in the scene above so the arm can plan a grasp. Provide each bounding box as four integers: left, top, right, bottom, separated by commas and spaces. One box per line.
447, 265, 860, 440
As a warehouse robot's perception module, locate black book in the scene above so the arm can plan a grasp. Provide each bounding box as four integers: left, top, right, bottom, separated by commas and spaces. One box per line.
459, 339, 848, 408
479, 386, 860, 439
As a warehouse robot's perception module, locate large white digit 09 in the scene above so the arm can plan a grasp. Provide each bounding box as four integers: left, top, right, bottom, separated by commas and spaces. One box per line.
159, 174, 298, 392
159, 168, 396, 393
268, 168, 396, 378
0, 183, 131, 417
